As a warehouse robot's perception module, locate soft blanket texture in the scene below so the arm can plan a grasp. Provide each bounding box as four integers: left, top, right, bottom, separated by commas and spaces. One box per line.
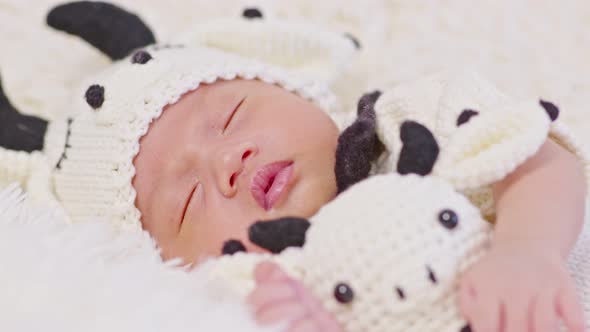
0, 184, 280, 332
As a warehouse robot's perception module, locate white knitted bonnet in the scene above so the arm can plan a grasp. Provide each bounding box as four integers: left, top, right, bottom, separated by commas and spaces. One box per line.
33, 2, 358, 231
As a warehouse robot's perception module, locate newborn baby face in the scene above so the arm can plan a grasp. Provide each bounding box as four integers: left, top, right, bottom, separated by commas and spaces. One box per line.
133, 79, 339, 263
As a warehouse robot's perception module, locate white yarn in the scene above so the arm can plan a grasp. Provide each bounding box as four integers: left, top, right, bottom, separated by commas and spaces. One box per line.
210, 174, 590, 331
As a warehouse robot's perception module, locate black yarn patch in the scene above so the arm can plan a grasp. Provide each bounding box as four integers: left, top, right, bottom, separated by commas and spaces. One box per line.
427, 266, 438, 284
539, 99, 559, 122
85, 84, 105, 109
396, 287, 406, 300
222, 239, 247, 255
242, 7, 263, 19
55, 118, 74, 170
335, 90, 382, 193
456, 109, 479, 126
47, 1, 156, 60
397, 121, 439, 176
131, 50, 152, 64
460, 324, 472, 332
0, 74, 47, 152
344, 33, 361, 49
248, 217, 310, 254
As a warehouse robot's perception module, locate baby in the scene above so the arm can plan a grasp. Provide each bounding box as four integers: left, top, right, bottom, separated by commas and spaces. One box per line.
0, 2, 587, 332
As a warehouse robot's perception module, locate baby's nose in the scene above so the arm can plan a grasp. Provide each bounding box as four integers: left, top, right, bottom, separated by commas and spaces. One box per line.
215, 142, 258, 197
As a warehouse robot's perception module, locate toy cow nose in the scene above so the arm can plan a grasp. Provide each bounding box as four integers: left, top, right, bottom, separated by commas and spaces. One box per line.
460, 323, 472, 332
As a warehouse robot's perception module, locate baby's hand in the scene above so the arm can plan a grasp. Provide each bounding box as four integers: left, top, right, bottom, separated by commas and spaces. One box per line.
458, 244, 586, 332
247, 262, 342, 332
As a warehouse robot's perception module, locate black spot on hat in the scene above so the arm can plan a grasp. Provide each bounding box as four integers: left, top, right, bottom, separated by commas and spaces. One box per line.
539, 99, 559, 122
243, 7, 263, 19
456, 109, 479, 126
397, 121, 439, 176
222, 239, 247, 255
131, 50, 152, 64
344, 33, 361, 50
85, 84, 105, 109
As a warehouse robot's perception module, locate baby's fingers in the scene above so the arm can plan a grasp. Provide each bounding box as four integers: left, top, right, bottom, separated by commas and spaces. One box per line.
532, 294, 557, 332
247, 280, 297, 310
556, 280, 586, 332
256, 300, 308, 325
254, 261, 291, 283
458, 280, 501, 332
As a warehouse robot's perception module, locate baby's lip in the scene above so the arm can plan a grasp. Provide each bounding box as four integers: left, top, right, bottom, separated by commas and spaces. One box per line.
250, 161, 294, 211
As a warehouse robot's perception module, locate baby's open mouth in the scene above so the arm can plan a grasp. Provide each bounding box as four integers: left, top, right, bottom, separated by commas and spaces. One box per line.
250, 161, 294, 211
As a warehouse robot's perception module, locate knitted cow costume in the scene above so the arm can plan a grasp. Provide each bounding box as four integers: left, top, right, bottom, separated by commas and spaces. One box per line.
207, 77, 590, 331
0, 2, 589, 332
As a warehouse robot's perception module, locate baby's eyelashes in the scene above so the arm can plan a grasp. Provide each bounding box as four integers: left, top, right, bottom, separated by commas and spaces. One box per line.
222, 96, 247, 134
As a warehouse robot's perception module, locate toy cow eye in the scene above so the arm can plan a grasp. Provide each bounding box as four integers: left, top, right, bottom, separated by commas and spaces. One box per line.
334, 282, 354, 303
438, 209, 458, 230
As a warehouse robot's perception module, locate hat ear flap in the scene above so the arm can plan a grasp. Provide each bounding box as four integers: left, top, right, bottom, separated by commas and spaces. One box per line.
47, 1, 156, 60
180, 18, 358, 83
433, 100, 552, 190
0, 74, 47, 152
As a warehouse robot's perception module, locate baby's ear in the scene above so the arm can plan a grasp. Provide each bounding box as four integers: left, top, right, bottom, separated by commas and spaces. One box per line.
178, 14, 359, 83
335, 91, 383, 193
433, 100, 552, 190
0, 73, 47, 152
248, 217, 311, 254
47, 1, 156, 60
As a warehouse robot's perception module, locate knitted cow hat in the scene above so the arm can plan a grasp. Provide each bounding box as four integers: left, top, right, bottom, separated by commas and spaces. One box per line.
0, 1, 359, 231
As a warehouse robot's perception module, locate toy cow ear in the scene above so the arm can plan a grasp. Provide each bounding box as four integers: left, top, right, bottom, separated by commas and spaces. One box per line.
434, 100, 552, 190
0, 74, 47, 152
47, 1, 156, 60
248, 217, 311, 254
335, 91, 383, 193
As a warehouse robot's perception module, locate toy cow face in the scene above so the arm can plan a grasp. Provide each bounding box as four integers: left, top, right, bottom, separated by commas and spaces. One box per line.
296, 174, 491, 329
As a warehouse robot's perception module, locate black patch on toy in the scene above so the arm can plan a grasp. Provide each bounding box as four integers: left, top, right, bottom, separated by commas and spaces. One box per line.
460, 324, 472, 332
248, 217, 310, 254
0, 74, 48, 152
334, 283, 354, 303
222, 239, 247, 255
344, 33, 361, 49
55, 118, 74, 170
47, 1, 156, 60
427, 266, 438, 284
335, 90, 383, 193
85, 84, 105, 109
395, 287, 406, 300
242, 7, 263, 19
539, 99, 559, 122
397, 121, 439, 176
456, 109, 479, 126
131, 50, 152, 64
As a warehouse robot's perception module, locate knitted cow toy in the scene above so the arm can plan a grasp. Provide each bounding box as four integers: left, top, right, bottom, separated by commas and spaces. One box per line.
210, 173, 490, 332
